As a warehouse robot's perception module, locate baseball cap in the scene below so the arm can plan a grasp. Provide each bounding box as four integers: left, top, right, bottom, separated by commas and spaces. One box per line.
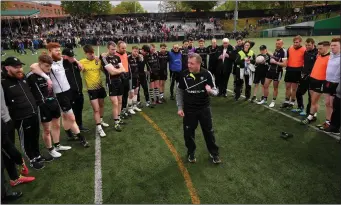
3, 57, 25, 67
62, 48, 75, 57
259, 45, 267, 50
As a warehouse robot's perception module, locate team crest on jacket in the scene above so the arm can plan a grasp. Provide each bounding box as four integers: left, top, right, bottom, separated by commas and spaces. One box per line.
200, 77, 204, 80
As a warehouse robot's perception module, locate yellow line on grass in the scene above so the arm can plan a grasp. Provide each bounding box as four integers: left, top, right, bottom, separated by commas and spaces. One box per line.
140, 112, 201, 204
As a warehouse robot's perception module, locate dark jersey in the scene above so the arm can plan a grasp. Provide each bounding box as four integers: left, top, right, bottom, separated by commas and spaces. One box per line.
100, 54, 122, 83
207, 45, 219, 67
26, 72, 55, 106
144, 52, 160, 74
255, 53, 271, 73
128, 55, 142, 78
302, 47, 318, 75
157, 51, 169, 73
195, 47, 208, 69
270, 48, 287, 72
180, 48, 189, 70
178, 68, 215, 112
63, 60, 83, 93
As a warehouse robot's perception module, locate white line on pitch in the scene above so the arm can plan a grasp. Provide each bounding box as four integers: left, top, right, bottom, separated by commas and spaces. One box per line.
226, 89, 340, 141
94, 133, 103, 204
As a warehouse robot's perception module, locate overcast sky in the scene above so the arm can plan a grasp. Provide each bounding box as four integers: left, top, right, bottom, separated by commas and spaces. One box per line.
48, 1, 160, 12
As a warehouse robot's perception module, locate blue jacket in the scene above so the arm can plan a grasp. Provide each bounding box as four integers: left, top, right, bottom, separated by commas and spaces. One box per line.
168, 50, 182, 72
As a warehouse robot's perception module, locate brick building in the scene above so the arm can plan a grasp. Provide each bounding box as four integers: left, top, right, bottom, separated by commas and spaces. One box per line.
3, 1, 68, 18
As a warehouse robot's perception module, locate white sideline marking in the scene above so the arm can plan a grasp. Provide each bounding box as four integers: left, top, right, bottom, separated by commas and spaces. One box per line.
226, 89, 340, 141
94, 133, 103, 204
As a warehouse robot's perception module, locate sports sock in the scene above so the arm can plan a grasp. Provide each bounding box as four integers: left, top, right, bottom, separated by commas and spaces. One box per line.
326, 120, 330, 125
133, 95, 138, 106
160, 92, 164, 99
65, 129, 73, 138
118, 115, 121, 120
290, 99, 295, 105
264, 96, 268, 101
307, 114, 314, 120
76, 133, 85, 141
114, 119, 119, 125
48, 147, 54, 152
149, 89, 154, 102
96, 123, 102, 129
128, 98, 133, 108
154, 88, 160, 100
273, 97, 276, 101
54, 142, 60, 147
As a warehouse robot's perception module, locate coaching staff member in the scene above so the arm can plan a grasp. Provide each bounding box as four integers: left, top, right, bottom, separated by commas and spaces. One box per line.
176, 53, 221, 164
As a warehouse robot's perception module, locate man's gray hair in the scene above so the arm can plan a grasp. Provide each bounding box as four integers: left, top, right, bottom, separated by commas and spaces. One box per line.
188, 53, 202, 64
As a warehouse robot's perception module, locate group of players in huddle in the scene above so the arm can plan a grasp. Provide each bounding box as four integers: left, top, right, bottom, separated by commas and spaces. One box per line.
1, 35, 340, 175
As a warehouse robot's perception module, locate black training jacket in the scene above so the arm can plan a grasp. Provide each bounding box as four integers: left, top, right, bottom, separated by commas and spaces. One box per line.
26, 71, 55, 106
302, 47, 318, 75
1, 73, 38, 120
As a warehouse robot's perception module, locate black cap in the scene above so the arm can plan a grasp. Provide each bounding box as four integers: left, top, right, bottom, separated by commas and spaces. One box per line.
259, 45, 267, 50
3, 57, 25, 67
62, 48, 74, 57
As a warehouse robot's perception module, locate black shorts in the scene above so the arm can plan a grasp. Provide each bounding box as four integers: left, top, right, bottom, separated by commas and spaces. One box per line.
87, 87, 107, 100
39, 100, 61, 123
284, 69, 301, 83
324, 81, 339, 96
309, 77, 325, 93
253, 71, 266, 85
150, 73, 160, 82
159, 70, 168, 80
131, 77, 139, 89
107, 80, 123, 96
56, 90, 73, 113
266, 70, 283, 81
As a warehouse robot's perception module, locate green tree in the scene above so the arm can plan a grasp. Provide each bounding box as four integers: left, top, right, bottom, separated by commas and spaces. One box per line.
61, 1, 111, 17
158, 1, 191, 12
1, 1, 9, 10
111, 1, 146, 14
182, 1, 218, 12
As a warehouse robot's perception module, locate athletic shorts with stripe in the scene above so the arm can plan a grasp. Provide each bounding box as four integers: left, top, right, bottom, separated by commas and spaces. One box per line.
56, 90, 73, 113
88, 87, 107, 100
309, 77, 325, 93
38, 99, 61, 123
266, 70, 283, 81
107, 79, 123, 96
324, 81, 339, 96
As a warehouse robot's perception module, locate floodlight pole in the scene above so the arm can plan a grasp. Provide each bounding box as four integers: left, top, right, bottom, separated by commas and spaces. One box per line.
234, 0, 238, 32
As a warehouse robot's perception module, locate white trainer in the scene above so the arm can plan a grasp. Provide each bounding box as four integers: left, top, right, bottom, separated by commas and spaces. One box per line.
128, 108, 136, 115
49, 149, 62, 158
133, 105, 142, 112
257, 99, 267, 105
97, 127, 106, 138
269, 101, 276, 108
100, 120, 109, 127
55, 145, 72, 151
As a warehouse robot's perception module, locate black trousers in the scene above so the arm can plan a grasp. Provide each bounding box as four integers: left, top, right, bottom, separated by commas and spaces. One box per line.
183, 107, 219, 156
331, 96, 340, 129
1, 120, 21, 180
122, 77, 130, 110
137, 74, 149, 102
71, 91, 84, 127
14, 115, 41, 160
235, 74, 251, 99
1, 155, 8, 199
170, 72, 180, 97
296, 75, 311, 111
216, 66, 232, 96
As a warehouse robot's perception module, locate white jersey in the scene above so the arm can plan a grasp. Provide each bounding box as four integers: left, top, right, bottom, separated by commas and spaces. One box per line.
50, 60, 70, 94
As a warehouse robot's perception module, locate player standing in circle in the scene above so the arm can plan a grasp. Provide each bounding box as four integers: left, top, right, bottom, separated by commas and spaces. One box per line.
27, 54, 72, 158
100, 41, 126, 132
251, 45, 271, 103
169, 44, 183, 101
30, 42, 89, 148
280, 35, 306, 109
157, 43, 169, 102
79, 45, 108, 138
258, 39, 286, 107
195, 38, 208, 69
144, 44, 161, 107
176, 53, 220, 164
127, 46, 143, 114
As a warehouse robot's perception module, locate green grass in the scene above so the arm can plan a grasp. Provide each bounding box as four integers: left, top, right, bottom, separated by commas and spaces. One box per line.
2, 36, 340, 204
